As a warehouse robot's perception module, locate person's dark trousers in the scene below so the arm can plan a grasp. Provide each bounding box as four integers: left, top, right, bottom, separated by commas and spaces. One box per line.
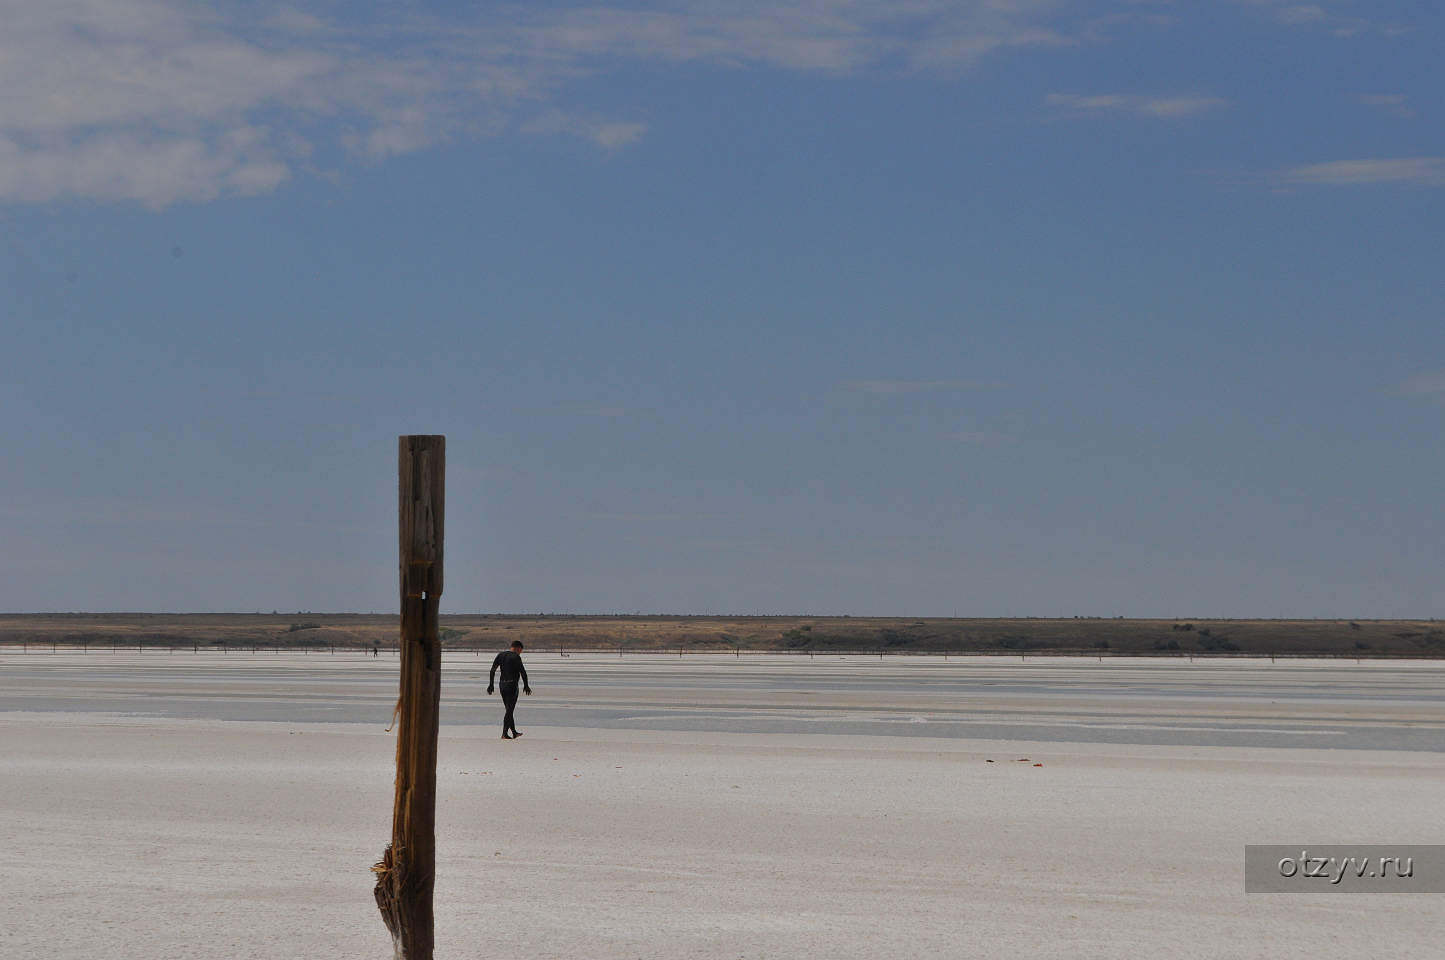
499, 681, 520, 735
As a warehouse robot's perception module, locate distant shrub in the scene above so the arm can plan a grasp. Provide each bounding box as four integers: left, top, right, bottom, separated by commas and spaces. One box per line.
998, 635, 1047, 649
1195, 636, 1241, 653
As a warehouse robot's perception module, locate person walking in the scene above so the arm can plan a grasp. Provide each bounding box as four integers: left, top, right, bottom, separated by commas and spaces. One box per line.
488, 640, 531, 739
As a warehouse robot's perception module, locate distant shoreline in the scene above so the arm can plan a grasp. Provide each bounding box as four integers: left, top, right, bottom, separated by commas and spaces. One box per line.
1, 613, 1440, 658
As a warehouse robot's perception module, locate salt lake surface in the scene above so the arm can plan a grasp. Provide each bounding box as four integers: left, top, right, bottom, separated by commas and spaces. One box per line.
4, 650, 1443, 749
4, 652, 1443, 959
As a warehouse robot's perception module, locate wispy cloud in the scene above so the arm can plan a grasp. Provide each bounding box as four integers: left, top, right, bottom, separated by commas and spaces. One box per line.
0, 0, 498, 205
1235, 0, 1410, 38
845, 379, 1001, 395
1276, 4, 1329, 26
0, 0, 1085, 208
1281, 158, 1445, 186
1356, 94, 1414, 120
913, 22, 1072, 68
522, 110, 646, 150
0, 128, 293, 206
1393, 371, 1445, 397
1047, 93, 1229, 118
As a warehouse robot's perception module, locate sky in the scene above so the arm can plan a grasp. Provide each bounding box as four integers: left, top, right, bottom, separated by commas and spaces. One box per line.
1, 0, 1441, 618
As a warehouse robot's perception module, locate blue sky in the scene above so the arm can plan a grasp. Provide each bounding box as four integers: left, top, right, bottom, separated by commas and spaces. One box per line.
2, 0, 1441, 616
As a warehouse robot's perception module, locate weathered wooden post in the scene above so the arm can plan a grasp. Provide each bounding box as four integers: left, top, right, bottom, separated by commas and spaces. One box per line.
374, 435, 445, 959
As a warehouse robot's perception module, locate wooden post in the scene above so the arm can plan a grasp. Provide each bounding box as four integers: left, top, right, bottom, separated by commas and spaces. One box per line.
374, 435, 445, 960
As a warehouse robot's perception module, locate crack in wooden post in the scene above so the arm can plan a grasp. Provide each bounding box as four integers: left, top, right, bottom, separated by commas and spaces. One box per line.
373, 435, 444, 960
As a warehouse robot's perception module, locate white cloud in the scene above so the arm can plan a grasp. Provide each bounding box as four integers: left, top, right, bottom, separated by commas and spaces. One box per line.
0, 130, 288, 208
0, 7, 334, 135
1047, 93, 1228, 118
0, 1, 1092, 207
1281, 158, 1445, 186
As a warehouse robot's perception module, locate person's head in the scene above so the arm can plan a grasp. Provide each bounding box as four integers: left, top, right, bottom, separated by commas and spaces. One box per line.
511, 640, 524, 652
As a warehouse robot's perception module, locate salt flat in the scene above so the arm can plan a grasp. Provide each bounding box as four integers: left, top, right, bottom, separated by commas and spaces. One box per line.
3, 652, 1443, 959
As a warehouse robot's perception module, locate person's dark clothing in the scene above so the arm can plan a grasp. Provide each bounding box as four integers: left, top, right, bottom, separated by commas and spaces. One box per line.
499, 682, 520, 736
490, 650, 529, 686
490, 650, 529, 736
